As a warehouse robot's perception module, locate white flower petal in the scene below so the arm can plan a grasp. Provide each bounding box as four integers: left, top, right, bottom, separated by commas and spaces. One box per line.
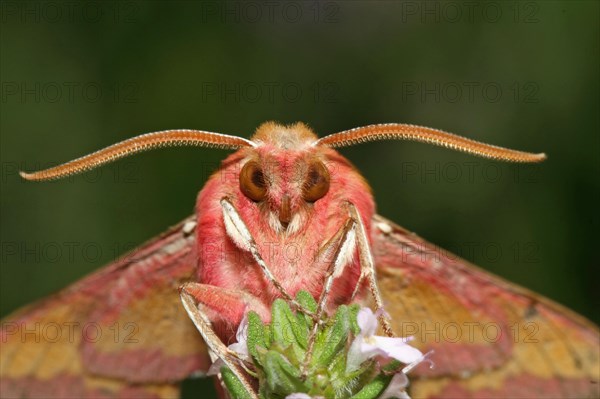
403, 350, 435, 374
356, 307, 378, 336
373, 336, 424, 364
236, 313, 249, 344
349, 308, 425, 373
229, 342, 249, 358
346, 337, 368, 373
225, 313, 250, 358
379, 372, 411, 399
208, 314, 251, 376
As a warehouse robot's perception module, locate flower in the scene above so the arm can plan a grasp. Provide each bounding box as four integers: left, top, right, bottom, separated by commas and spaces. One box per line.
203, 297, 434, 399
346, 308, 423, 373
228, 314, 249, 359
207, 314, 249, 376
379, 372, 410, 399
285, 394, 324, 399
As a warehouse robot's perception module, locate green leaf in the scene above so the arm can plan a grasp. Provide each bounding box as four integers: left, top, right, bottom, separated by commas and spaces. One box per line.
287, 304, 308, 349
332, 357, 376, 397
272, 299, 296, 347
221, 367, 256, 399
348, 304, 361, 335
262, 350, 306, 395
326, 349, 347, 384
350, 362, 401, 399
349, 372, 392, 399
314, 305, 351, 366
247, 312, 267, 363
296, 290, 318, 313
295, 309, 311, 348
263, 323, 272, 348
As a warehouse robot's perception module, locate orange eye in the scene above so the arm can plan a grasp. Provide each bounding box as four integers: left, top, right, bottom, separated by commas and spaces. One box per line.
240, 161, 267, 202
302, 161, 330, 203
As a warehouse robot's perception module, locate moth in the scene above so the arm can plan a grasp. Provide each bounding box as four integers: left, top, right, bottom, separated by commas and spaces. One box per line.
1, 122, 598, 399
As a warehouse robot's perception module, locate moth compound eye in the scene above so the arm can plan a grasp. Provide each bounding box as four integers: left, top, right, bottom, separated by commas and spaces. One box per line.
302, 160, 330, 203
240, 161, 267, 202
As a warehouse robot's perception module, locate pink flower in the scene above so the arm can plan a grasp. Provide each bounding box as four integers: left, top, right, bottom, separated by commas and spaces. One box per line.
346, 308, 423, 373
208, 315, 249, 376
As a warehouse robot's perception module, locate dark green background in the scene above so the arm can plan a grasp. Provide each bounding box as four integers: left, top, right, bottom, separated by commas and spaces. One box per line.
1, 1, 598, 397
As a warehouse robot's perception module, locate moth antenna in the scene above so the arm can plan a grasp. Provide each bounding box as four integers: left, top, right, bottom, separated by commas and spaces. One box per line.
316, 123, 547, 163
20, 129, 256, 181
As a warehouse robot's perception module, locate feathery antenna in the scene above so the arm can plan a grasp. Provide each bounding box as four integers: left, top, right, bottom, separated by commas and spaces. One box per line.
20, 129, 255, 181
316, 123, 546, 163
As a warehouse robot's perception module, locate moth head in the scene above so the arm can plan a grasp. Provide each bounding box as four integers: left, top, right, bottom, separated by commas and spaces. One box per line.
235, 123, 333, 233
237, 154, 330, 233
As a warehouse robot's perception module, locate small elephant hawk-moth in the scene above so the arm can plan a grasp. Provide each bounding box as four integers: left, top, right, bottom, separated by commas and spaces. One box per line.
2, 122, 598, 398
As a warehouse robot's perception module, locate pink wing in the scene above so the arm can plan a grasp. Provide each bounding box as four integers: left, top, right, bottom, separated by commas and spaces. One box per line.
372, 214, 599, 399
0, 216, 209, 399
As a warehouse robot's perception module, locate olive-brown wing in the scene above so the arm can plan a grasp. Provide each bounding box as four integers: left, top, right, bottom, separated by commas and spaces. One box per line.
372, 214, 599, 399
0, 216, 209, 399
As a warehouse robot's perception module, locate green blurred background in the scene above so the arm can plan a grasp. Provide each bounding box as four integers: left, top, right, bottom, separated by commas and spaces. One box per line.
1, 1, 598, 397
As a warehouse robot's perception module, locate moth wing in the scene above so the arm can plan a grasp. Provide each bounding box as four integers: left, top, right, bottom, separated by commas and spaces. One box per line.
0, 216, 209, 399
371, 214, 599, 399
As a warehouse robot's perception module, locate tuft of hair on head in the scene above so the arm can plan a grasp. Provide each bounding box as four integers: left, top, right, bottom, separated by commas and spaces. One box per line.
251, 121, 318, 149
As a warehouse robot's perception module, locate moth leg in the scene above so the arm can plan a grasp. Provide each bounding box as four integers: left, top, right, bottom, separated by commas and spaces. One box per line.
182, 282, 270, 328
347, 202, 395, 337
220, 198, 310, 315
302, 218, 357, 376
180, 285, 259, 399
